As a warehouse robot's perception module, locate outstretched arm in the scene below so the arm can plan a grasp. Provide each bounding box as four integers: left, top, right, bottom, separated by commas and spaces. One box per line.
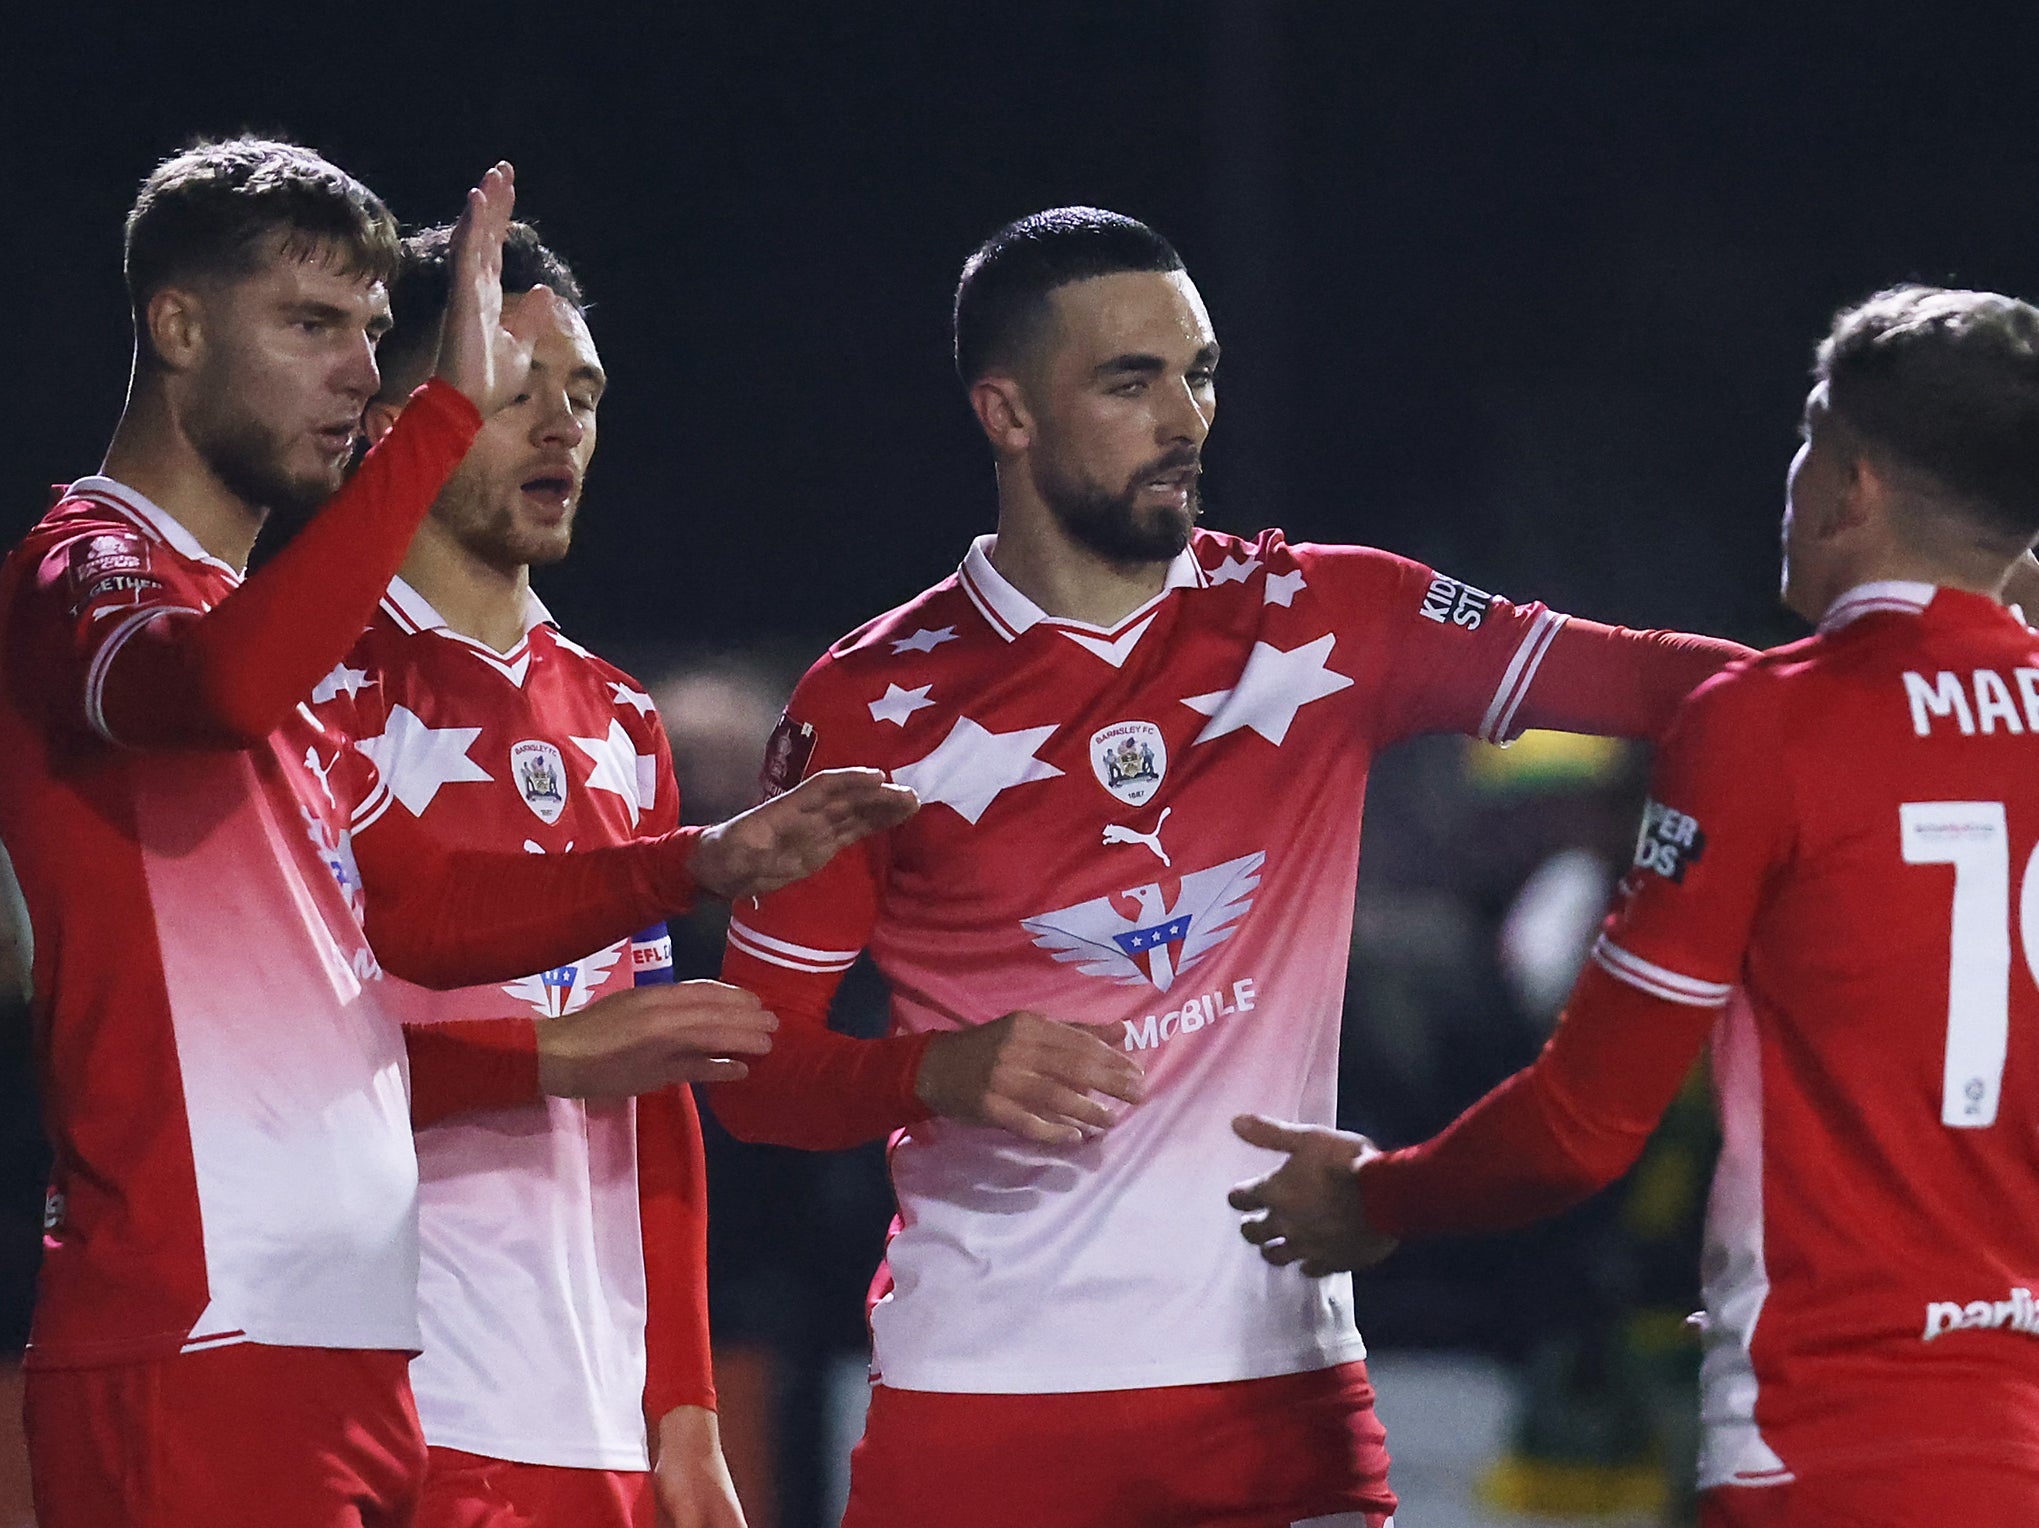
357, 769, 915, 990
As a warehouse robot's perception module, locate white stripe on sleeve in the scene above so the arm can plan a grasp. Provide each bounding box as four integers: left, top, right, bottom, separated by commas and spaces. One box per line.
1590, 935, 1733, 1008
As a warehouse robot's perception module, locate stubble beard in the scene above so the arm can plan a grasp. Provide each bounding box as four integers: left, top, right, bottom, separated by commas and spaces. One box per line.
191, 400, 343, 530
437, 470, 575, 576
1037, 456, 1203, 566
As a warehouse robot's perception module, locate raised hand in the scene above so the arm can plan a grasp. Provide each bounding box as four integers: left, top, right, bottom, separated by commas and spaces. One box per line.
1227, 1114, 1399, 1276
915, 1010, 1147, 1146
434, 160, 540, 415
688, 768, 918, 901
535, 981, 777, 1099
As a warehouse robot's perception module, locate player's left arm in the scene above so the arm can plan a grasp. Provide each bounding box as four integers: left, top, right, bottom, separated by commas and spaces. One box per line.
1355, 551, 1752, 746
1235, 668, 1791, 1268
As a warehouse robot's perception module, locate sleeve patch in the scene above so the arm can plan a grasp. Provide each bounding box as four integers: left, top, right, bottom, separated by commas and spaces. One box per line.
1633, 798, 1707, 882
1419, 574, 1495, 630
64, 533, 166, 614
759, 711, 817, 800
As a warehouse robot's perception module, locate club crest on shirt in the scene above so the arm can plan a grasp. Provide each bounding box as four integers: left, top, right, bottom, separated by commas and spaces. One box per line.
1633, 798, 1706, 882
1021, 850, 1265, 993
511, 740, 569, 823
761, 712, 817, 800
1090, 720, 1168, 806
1419, 573, 1493, 630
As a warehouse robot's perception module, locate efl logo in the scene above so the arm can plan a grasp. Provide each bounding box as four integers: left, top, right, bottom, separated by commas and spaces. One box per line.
1419, 574, 1492, 630
1633, 799, 1706, 882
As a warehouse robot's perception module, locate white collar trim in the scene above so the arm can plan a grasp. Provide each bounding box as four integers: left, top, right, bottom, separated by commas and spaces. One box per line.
384, 575, 555, 646
957, 534, 1206, 644
1817, 580, 1935, 634
64, 475, 241, 580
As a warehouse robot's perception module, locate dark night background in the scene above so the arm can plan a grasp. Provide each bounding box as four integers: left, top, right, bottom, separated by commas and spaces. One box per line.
18, 3, 2039, 662
10, 6, 2039, 1523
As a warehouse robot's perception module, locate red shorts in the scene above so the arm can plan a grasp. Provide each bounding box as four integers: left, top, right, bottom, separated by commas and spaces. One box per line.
414, 1446, 655, 1528
23, 1342, 425, 1528
843, 1359, 1396, 1528
1701, 1462, 2039, 1528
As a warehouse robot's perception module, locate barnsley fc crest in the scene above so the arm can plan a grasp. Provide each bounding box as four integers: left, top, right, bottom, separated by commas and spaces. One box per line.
1090, 720, 1167, 806
511, 739, 569, 823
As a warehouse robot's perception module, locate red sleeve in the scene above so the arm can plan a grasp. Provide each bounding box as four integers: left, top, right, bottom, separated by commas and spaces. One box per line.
638, 1085, 716, 1418
1358, 665, 1791, 1239
403, 1017, 540, 1129
1509, 620, 1753, 743
90, 381, 480, 749
354, 819, 705, 989
708, 689, 933, 1150
1327, 549, 1750, 746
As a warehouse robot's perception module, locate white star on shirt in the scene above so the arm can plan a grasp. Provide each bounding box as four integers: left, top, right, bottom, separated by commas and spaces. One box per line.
891, 626, 959, 655
359, 704, 492, 816
609, 682, 656, 717
311, 663, 376, 704
1209, 554, 1263, 586
892, 716, 1063, 825
572, 719, 658, 828
1180, 633, 1354, 746
1263, 569, 1308, 608
869, 683, 937, 727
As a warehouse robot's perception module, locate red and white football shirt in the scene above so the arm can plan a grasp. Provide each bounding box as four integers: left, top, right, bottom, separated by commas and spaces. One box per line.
717, 527, 1740, 1393
1362, 582, 2039, 1490
328, 578, 712, 1469
0, 479, 421, 1366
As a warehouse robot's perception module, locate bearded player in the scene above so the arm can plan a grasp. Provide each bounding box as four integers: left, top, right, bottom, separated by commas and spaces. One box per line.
708, 207, 1753, 1527
0, 138, 907, 1528
1230, 286, 2039, 1528
330, 222, 743, 1528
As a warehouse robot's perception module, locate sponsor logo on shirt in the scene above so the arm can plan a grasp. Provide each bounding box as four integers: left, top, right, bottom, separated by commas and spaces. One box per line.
760, 713, 817, 799
1419, 574, 1493, 630
1922, 1286, 2039, 1342
1090, 720, 1167, 806
1120, 977, 1258, 1051
1021, 851, 1264, 994
511, 740, 569, 824
1633, 798, 1706, 883
502, 941, 626, 1019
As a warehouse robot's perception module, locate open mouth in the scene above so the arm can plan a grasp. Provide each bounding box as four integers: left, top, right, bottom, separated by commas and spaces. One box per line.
313, 425, 357, 455
519, 475, 576, 513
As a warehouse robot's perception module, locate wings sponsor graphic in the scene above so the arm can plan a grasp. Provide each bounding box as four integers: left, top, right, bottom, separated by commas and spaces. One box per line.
1020, 851, 1265, 993
502, 940, 626, 1019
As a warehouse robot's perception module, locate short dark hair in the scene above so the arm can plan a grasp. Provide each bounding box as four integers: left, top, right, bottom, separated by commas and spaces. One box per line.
953, 207, 1184, 384
1818, 284, 2039, 544
375, 220, 586, 397
125, 137, 399, 327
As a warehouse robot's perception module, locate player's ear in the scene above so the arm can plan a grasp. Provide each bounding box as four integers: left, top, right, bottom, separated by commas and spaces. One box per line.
361, 399, 403, 448
969, 374, 1032, 455
144, 287, 205, 374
